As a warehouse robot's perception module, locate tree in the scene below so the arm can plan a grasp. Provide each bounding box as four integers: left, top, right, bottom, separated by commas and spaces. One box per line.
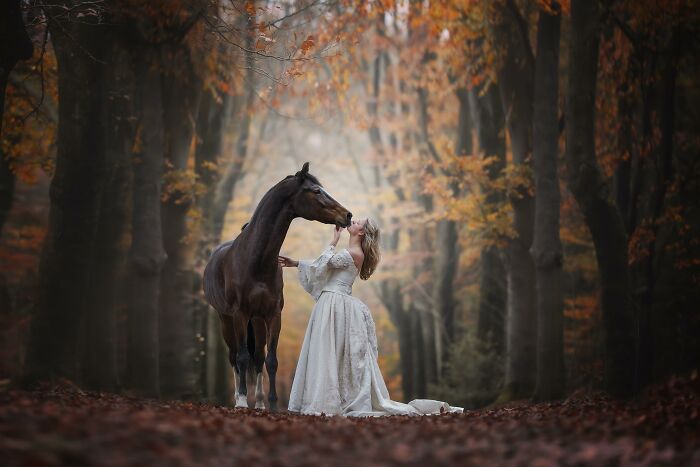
432, 86, 472, 367
566, 0, 635, 397
531, 0, 564, 401
0, 0, 33, 137
490, 0, 538, 400
159, 32, 204, 401
468, 83, 507, 356
0, 0, 34, 236
81, 35, 133, 392
24, 1, 114, 385
126, 39, 167, 397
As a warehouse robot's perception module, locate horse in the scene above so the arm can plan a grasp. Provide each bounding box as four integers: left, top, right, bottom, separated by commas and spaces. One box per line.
202, 162, 352, 409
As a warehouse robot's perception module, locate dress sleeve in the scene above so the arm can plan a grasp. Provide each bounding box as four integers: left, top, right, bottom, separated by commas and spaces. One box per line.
328, 248, 355, 269
297, 245, 336, 301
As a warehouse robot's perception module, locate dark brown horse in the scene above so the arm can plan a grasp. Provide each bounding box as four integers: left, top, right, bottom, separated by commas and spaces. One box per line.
202, 162, 352, 409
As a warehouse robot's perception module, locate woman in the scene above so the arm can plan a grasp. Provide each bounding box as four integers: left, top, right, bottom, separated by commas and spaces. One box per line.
278, 217, 463, 417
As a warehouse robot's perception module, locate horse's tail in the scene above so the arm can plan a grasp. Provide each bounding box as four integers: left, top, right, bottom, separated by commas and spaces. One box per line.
202, 240, 234, 314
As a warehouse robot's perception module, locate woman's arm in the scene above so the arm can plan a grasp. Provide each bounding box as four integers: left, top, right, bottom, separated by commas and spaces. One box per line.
279, 226, 342, 268
330, 225, 343, 247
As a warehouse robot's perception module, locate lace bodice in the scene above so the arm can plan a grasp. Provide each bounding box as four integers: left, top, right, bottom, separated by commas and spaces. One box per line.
297, 245, 358, 300
323, 247, 358, 296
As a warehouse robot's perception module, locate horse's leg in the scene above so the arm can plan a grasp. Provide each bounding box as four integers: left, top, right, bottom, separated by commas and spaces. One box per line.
219, 314, 240, 402
251, 317, 267, 409
265, 310, 281, 411
232, 311, 250, 408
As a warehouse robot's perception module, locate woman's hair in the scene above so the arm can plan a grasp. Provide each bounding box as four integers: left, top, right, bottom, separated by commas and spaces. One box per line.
359, 217, 381, 280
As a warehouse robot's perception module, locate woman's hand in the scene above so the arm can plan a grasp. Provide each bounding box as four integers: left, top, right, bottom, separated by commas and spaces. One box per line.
331, 225, 343, 246
278, 255, 298, 268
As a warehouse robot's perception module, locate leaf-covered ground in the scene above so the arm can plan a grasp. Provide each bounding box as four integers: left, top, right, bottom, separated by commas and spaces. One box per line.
1, 374, 699, 466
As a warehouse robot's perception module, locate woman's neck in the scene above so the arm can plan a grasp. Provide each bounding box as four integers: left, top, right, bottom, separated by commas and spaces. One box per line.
348, 234, 363, 251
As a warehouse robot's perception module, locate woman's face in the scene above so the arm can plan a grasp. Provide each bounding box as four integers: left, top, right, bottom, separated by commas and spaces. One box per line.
347, 217, 367, 236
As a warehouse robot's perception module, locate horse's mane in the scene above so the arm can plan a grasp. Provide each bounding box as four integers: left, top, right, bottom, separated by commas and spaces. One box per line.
248, 171, 322, 225
282, 172, 322, 187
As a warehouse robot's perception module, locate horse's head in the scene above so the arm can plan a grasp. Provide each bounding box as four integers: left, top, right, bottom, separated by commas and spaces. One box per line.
288, 162, 352, 228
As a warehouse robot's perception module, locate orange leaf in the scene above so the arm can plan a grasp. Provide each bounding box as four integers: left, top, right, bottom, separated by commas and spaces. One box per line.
244, 1, 255, 15
300, 35, 315, 55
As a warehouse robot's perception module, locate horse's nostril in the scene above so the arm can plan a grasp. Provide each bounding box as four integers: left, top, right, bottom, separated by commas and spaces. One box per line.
347, 212, 353, 219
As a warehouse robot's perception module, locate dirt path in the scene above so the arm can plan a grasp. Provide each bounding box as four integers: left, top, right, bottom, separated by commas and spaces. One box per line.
1, 375, 699, 466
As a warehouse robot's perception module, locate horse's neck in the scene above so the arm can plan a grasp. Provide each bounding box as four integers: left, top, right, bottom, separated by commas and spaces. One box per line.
246, 188, 294, 270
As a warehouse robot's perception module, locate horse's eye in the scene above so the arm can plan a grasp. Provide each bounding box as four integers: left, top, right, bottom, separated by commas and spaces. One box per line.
312, 188, 321, 194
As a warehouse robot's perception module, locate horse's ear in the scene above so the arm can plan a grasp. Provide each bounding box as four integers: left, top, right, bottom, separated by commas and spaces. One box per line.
295, 162, 310, 180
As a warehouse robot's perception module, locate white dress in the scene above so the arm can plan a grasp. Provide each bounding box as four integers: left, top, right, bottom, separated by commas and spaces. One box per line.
287, 245, 463, 417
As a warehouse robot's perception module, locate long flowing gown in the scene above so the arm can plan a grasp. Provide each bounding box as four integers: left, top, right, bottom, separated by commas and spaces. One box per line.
287, 245, 463, 417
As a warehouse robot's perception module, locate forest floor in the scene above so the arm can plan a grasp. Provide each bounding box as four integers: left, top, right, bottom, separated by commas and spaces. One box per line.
1, 374, 699, 467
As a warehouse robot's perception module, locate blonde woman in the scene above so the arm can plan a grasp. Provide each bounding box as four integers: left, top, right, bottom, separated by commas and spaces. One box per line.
279, 218, 463, 417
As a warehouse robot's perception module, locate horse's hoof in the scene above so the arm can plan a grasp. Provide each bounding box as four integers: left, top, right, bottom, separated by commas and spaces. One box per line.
255, 401, 265, 410
235, 395, 248, 408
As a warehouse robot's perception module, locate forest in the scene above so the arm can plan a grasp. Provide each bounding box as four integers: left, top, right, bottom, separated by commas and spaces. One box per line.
1, 0, 700, 465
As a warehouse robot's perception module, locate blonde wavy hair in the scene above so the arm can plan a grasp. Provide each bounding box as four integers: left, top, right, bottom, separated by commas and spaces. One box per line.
359, 217, 381, 280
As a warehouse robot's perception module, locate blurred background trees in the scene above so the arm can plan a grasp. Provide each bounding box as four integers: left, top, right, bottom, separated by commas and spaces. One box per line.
1, 0, 699, 409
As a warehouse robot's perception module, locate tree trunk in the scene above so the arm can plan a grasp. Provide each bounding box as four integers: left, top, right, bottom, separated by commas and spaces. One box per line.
531, 3, 565, 401
0, 146, 15, 237
158, 44, 202, 400
0, 0, 33, 137
24, 14, 109, 385
0, 60, 10, 235
81, 38, 133, 392
410, 229, 434, 395
635, 35, 679, 389
468, 84, 507, 355
566, 0, 635, 397
126, 44, 167, 397
492, 2, 538, 400
438, 92, 469, 336
415, 87, 438, 388
0, 0, 34, 237
432, 87, 473, 375
433, 220, 458, 350
410, 302, 427, 398
613, 62, 637, 227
